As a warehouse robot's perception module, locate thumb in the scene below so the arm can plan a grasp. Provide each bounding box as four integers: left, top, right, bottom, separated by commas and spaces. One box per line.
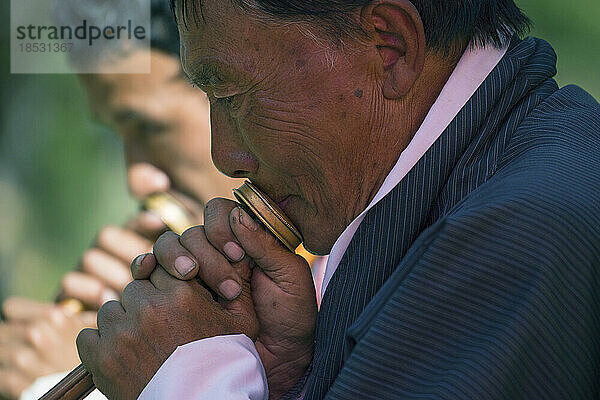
229, 207, 313, 296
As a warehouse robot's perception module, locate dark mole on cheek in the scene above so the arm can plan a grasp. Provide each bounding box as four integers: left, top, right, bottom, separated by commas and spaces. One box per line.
341, 111, 347, 120
354, 89, 364, 98
338, 94, 345, 102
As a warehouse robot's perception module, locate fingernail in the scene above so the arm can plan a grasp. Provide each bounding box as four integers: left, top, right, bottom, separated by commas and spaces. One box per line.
101, 288, 119, 304
219, 279, 242, 300
133, 254, 147, 270
224, 241, 245, 262
238, 208, 258, 232
174, 256, 196, 277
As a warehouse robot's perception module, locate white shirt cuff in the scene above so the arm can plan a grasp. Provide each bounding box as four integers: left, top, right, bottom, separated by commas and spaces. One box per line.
139, 334, 268, 400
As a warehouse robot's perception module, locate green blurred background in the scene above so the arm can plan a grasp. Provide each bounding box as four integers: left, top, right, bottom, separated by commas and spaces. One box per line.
0, 0, 599, 303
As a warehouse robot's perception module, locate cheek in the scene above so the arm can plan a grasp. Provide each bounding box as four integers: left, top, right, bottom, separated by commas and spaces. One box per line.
238, 95, 333, 176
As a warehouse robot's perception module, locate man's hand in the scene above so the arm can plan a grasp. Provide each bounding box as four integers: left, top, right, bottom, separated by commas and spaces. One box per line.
60, 211, 166, 310
134, 199, 317, 399
0, 299, 95, 400
76, 248, 259, 399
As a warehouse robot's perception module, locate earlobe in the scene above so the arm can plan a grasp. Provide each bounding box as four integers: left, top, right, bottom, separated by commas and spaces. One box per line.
366, 1, 425, 99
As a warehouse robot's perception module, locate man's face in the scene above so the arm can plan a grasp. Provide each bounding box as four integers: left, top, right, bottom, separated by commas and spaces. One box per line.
179, 1, 384, 254
80, 50, 241, 212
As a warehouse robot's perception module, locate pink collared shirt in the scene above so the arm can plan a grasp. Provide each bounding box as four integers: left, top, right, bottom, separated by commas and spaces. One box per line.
139, 41, 509, 400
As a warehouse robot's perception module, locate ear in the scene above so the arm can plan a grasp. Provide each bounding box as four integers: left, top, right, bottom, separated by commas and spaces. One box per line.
362, 0, 425, 99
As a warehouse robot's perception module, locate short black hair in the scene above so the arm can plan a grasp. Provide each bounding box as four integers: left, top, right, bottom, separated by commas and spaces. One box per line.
150, 0, 180, 56
172, 0, 530, 56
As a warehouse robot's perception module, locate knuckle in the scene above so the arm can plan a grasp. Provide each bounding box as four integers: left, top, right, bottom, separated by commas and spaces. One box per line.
180, 225, 205, 246
153, 231, 179, 253
121, 280, 135, 298
121, 280, 141, 303
204, 198, 224, 216
97, 300, 120, 324
204, 199, 232, 228
75, 330, 86, 347
76, 329, 92, 348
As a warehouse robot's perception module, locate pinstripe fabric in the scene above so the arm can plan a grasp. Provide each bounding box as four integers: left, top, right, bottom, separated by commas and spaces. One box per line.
304, 36, 600, 399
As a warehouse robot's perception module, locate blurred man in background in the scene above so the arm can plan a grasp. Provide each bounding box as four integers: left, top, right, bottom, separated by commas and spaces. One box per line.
0, 1, 241, 398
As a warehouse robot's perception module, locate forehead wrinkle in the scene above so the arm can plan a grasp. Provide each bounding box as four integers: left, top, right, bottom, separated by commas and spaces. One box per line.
182, 44, 255, 87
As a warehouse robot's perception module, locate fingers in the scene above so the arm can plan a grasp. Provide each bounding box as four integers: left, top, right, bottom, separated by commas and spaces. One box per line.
57, 223, 152, 312
0, 369, 32, 399
153, 226, 245, 300
120, 280, 155, 313
124, 211, 168, 240
148, 266, 175, 291
0, 305, 92, 378
1, 298, 53, 323
81, 248, 132, 293
0, 345, 52, 378
76, 328, 100, 375
61, 272, 119, 310
153, 232, 199, 279
179, 227, 245, 300
203, 199, 246, 262
130, 253, 158, 280
230, 207, 313, 295
96, 225, 153, 265
25, 318, 66, 355
0, 324, 26, 346
95, 301, 125, 336
127, 163, 170, 200
143, 267, 212, 307
28, 310, 92, 370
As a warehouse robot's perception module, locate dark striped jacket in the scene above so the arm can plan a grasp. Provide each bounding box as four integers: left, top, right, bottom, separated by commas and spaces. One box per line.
303, 37, 600, 399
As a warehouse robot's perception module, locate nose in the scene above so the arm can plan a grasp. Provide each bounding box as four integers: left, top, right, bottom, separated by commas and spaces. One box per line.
210, 104, 258, 179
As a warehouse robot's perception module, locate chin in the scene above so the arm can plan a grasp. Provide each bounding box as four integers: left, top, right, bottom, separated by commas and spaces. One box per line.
299, 223, 333, 256
302, 238, 332, 256
285, 199, 334, 255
